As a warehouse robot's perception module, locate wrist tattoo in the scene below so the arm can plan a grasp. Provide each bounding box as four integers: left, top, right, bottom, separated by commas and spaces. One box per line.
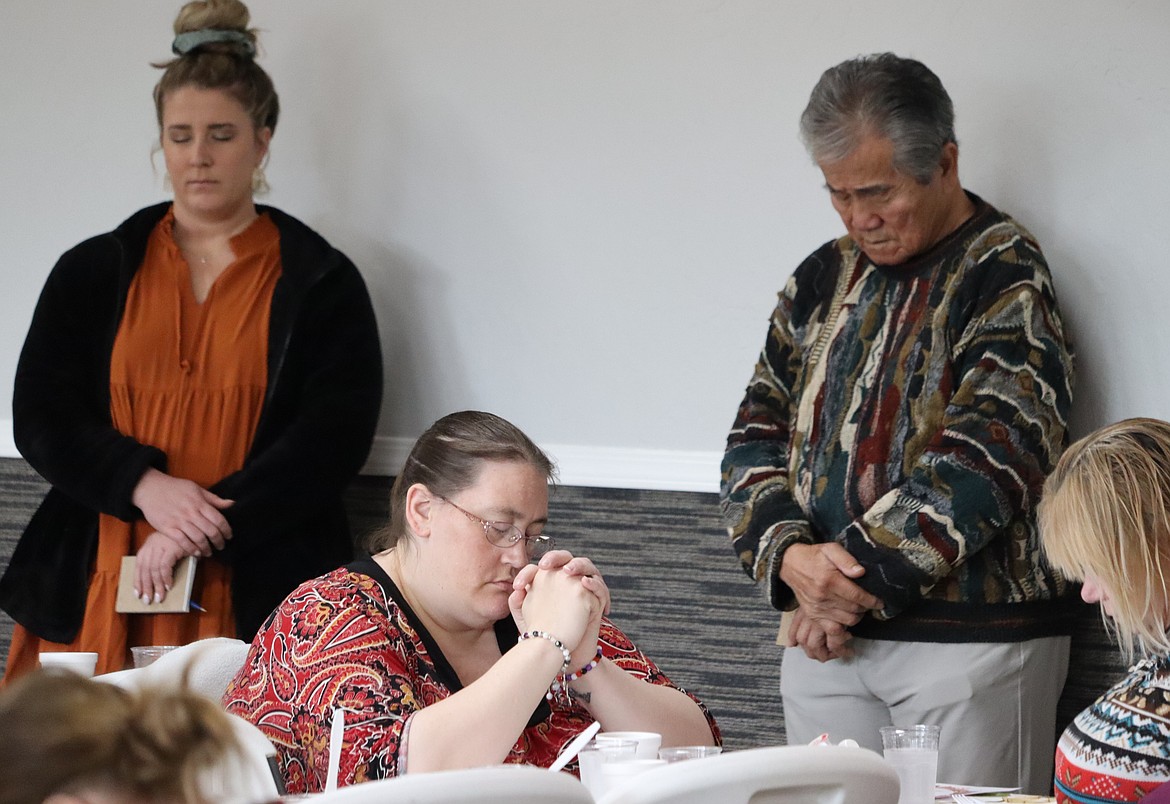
567, 687, 592, 704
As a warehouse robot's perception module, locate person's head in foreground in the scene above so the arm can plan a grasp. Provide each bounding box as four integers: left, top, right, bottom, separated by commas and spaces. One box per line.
0, 670, 248, 804
800, 52, 975, 266
1040, 417, 1170, 662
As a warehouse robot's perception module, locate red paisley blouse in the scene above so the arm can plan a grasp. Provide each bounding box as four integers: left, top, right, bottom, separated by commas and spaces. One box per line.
223, 557, 719, 793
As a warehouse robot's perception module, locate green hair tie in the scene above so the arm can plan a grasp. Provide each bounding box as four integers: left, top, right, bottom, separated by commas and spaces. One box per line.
172, 29, 256, 57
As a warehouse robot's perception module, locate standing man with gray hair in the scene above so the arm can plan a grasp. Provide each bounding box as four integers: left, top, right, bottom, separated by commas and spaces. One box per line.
720, 53, 1079, 793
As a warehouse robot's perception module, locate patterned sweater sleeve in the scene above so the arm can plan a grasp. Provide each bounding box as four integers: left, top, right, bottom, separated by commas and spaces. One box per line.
720, 257, 827, 610
841, 247, 1074, 616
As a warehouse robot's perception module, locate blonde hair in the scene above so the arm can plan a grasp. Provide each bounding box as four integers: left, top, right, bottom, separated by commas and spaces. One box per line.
1038, 417, 1170, 659
0, 670, 243, 804
152, 0, 279, 134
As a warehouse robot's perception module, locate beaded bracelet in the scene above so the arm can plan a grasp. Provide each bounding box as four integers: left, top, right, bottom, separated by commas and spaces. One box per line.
518, 630, 572, 673
565, 645, 604, 684
547, 645, 605, 704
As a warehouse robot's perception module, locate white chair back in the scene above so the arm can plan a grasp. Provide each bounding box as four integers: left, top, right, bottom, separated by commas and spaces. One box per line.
96, 638, 278, 802
98, 637, 250, 700
310, 764, 593, 803
195, 713, 283, 803
596, 744, 900, 804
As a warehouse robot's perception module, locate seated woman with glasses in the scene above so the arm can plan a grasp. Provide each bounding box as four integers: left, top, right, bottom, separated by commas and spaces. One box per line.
224, 410, 719, 793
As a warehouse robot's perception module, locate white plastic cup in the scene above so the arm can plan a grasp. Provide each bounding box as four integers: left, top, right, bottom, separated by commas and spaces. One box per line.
38, 651, 98, 677
596, 730, 662, 760
577, 738, 637, 800
880, 725, 940, 804
658, 745, 723, 762
598, 758, 668, 794
131, 645, 179, 668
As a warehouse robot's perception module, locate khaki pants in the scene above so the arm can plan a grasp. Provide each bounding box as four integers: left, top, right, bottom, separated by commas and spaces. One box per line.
779, 636, 1070, 796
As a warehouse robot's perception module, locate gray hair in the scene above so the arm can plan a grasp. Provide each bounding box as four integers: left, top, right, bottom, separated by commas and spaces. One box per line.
799, 53, 956, 184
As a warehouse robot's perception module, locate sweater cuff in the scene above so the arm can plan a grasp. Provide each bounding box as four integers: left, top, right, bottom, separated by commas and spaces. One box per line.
764, 522, 814, 611
113, 446, 168, 522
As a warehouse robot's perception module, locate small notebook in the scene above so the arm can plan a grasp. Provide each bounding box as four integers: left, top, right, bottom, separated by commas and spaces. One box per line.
115, 555, 197, 613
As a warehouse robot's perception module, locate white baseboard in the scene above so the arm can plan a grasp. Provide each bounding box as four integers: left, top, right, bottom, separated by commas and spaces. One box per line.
540, 442, 721, 493
365, 436, 720, 492
0, 420, 721, 493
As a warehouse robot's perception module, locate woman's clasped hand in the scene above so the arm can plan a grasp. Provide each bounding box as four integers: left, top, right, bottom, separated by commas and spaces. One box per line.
131, 468, 235, 603
511, 552, 610, 673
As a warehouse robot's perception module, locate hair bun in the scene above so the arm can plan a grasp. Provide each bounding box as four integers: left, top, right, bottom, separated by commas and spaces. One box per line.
172, 28, 256, 57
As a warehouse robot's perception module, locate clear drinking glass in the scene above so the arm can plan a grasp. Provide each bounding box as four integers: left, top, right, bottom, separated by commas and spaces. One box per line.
131, 645, 179, 668
595, 730, 662, 759
658, 745, 723, 762
880, 724, 941, 804
577, 737, 638, 800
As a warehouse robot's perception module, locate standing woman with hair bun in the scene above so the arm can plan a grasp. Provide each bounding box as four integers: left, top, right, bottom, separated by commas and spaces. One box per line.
0, 0, 383, 679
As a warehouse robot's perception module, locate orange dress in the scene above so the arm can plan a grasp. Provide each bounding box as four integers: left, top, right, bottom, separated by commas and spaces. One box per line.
5, 209, 281, 677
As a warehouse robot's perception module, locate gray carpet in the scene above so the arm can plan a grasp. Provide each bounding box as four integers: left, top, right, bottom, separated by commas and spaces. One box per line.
0, 458, 1128, 752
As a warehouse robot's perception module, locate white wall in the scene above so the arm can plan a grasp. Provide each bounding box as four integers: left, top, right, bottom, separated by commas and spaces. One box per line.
2, 1, 1168, 490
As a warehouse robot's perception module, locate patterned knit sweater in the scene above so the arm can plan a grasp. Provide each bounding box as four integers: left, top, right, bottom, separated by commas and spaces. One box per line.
720, 194, 1080, 642
1054, 656, 1170, 802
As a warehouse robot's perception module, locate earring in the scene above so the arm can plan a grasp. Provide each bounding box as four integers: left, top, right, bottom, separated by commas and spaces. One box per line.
252, 166, 270, 196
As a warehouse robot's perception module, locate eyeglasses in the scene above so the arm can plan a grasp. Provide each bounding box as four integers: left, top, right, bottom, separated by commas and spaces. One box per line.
437, 496, 554, 559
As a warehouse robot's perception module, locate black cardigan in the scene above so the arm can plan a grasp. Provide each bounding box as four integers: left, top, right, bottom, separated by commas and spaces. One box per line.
0, 202, 384, 643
